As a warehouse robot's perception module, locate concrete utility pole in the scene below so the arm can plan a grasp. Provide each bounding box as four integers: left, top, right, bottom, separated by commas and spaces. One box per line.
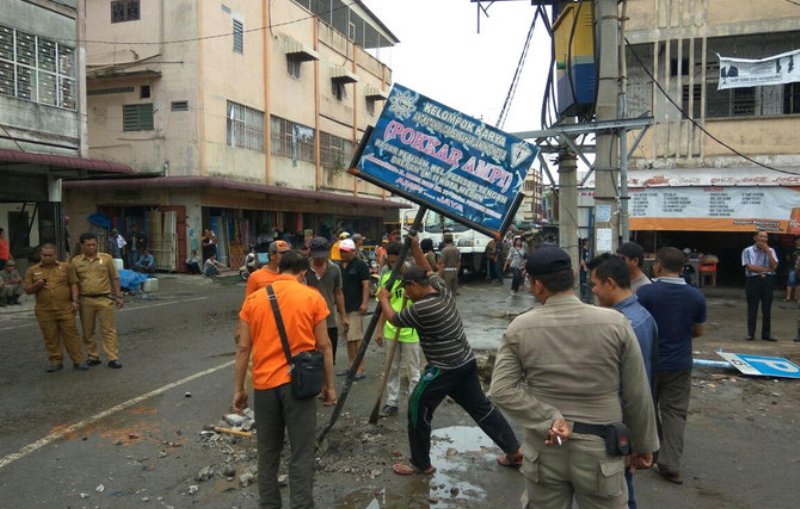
592, 0, 621, 253
557, 152, 579, 275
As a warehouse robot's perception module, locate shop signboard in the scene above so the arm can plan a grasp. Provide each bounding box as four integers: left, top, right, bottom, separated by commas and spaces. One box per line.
350, 84, 538, 240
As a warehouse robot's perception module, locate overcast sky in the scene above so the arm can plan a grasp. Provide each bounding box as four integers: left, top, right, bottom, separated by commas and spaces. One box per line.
362, 0, 552, 135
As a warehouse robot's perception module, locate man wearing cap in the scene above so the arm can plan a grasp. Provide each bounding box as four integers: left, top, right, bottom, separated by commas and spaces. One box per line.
352, 233, 368, 263
491, 246, 659, 509
24, 243, 89, 372
1, 258, 23, 305
245, 240, 291, 296
617, 242, 652, 292
378, 234, 521, 475
330, 231, 349, 262
439, 233, 460, 296
306, 236, 348, 365
338, 237, 370, 380
73, 232, 124, 369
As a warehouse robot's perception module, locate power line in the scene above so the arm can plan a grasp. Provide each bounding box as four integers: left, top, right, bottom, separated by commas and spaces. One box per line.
496, 9, 540, 128
49, 1, 356, 46
782, 0, 800, 7
624, 37, 799, 177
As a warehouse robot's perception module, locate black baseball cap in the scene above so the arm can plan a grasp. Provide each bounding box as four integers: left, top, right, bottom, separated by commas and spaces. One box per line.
525, 247, 572, 276
309, 236, 329, 258
401, 266, 429, 286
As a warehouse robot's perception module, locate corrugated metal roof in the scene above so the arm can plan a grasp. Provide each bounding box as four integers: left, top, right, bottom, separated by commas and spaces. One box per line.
0, 148, 134, 175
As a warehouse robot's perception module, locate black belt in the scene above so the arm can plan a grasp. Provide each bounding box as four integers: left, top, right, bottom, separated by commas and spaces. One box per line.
748, 274, 774, 278
81, 293, 111, 298
572, 422, 609, 438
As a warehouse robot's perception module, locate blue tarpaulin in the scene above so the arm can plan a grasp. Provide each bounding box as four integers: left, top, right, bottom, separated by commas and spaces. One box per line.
119, 269, 147, 292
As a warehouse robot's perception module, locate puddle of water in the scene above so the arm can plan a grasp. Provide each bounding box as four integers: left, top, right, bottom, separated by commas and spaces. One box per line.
335, 426, 499, 509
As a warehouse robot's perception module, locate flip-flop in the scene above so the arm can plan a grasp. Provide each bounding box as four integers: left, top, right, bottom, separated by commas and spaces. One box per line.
392, 463, 436, 476
497, 453, 523, 468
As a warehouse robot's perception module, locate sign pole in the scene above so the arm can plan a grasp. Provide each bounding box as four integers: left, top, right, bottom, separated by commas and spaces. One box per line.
317, 206, 428, 446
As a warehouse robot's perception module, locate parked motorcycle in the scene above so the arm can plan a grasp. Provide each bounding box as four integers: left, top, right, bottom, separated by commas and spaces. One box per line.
238, 241, 271, 281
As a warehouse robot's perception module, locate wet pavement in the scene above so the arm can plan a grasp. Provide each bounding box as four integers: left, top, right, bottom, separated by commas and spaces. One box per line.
0, 274, 798, 507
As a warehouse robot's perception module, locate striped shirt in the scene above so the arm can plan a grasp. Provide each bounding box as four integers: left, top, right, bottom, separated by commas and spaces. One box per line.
393, 274, 474, 369
741, 245, 776, 277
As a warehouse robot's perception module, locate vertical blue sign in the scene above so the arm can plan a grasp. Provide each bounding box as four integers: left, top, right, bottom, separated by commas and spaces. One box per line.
351, 84, 538, 239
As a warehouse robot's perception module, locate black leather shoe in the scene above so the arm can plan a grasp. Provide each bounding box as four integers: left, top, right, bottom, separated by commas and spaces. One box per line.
745, 336, 754, 341
761, 337, 778, 342
46, 364, 63, 373
108, 360, 123, 369
74, 362, 89, 371
86, 359, 102, 367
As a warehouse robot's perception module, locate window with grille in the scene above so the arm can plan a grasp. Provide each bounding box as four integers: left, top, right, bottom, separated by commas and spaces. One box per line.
227, 101, 264, 152
319, 131, 353, 169
111, 0, 140, 23
0, 24, 76, 110
784, 83, 800, 114
123, 104, 154, 131
171, 100, 189, 112
270, 115, 315, 163
233, 19, 244, 54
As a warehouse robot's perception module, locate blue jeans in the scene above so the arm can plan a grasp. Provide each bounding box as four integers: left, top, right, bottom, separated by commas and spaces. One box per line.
625, 468, 637, 509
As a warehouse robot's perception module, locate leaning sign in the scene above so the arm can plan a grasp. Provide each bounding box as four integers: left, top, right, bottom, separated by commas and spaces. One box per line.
350, 84, 538, 240
717, 352, 800, 379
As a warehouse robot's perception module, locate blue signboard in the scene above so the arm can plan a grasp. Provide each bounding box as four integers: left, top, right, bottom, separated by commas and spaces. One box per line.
351, 84, 539, 239
717, 352, 800, 379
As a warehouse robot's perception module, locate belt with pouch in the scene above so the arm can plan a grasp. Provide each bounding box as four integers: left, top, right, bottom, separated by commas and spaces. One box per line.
81, 293, 111, 298
572, 421, 631, 456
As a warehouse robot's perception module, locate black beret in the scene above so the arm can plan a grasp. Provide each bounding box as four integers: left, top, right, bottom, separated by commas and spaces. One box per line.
526, 246, 572, 276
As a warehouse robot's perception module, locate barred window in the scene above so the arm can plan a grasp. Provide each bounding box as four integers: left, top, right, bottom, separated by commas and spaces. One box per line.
111, 0, 140, 23
227, 101, 264, 152
319, 131, 353, 169
0, 24, 76, 110
123, 103, 154, 131
233, 19, 244, 54
270, 115, 315, 164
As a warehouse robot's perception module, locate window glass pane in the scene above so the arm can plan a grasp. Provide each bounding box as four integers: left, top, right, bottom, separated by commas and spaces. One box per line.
16, 31, 35, 66
60, 77, 76, 110
15, 65, 32, 100
0, 61, 13, 96
0, 25, 13, 61
38, 39, 56, 72
38, 71, 57, 105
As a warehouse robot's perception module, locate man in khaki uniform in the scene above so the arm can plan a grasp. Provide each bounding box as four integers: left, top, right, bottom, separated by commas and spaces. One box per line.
23, 243, 89, 372
491, 247, 659, 509
72, 232, 124, 369
438, 233, 460, 296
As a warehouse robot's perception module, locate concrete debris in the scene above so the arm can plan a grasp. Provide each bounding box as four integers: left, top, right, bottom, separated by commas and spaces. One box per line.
224, 414, 245, 427
278, 474, 288, 486
196, 466, 216, 482
188, 485, 199, 496
223, 465, 237, 477
369, 469, 382, 479
239, 470, 256, 488
158, 451, 167, 458
95, 484, 105, 493
449, 487, 460, 497
184, 392, 192, 398
141, 496, 150, 502
79, 493, 90, 499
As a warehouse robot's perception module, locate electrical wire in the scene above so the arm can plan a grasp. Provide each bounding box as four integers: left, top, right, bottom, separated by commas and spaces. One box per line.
46, 1, 358, 46
781, 0, 800, 7
625, 37, 799, 176
496, 8, 540, 128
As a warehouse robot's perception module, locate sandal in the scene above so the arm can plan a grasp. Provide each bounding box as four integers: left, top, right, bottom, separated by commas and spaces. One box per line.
392, 463, 436, 476
497, 452, 523, 468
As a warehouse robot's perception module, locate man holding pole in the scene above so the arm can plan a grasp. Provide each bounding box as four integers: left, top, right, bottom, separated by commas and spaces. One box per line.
375, 241, 420, 417
377, 233, 521, 475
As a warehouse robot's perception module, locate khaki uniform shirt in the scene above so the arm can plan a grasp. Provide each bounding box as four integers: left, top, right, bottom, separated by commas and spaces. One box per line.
490, 294, 659, 453
24, 262, 77, 311
440, 245, 460, 269
72, 253, 119, 296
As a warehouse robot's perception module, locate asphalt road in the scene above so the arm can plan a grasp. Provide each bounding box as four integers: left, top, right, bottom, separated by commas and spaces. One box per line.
0, 274, 798, 508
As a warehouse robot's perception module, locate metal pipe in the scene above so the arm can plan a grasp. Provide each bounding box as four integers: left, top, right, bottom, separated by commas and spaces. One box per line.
693, 359, 734, 370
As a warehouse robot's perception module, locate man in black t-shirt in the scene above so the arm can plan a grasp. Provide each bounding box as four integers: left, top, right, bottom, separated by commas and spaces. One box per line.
338, 238, 370, 379
378, 234, 521, 476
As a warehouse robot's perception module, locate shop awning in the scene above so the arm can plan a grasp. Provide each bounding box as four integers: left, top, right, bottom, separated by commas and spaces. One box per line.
0, 148, 134, 176
62, 176, 407, 209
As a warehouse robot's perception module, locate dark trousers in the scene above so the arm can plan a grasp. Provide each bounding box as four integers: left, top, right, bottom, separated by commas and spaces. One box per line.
328, 326, 338, 365
655, 370, 691, 474
186, 262, 201, 274
254, 384, 316, 509
745, 275, 775, 339
407, 360, 520, 470
510, 267, 523, 292
625, 468, 637, 509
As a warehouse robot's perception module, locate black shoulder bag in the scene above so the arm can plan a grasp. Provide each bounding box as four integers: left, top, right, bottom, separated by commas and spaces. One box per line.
266, 285, 325, 399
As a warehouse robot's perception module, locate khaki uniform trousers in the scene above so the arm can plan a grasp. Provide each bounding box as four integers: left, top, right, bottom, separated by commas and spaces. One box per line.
36, 308, 83, 365
521, 435, 627, 509
80, 296, 119, 361
443, 269, 459, 295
